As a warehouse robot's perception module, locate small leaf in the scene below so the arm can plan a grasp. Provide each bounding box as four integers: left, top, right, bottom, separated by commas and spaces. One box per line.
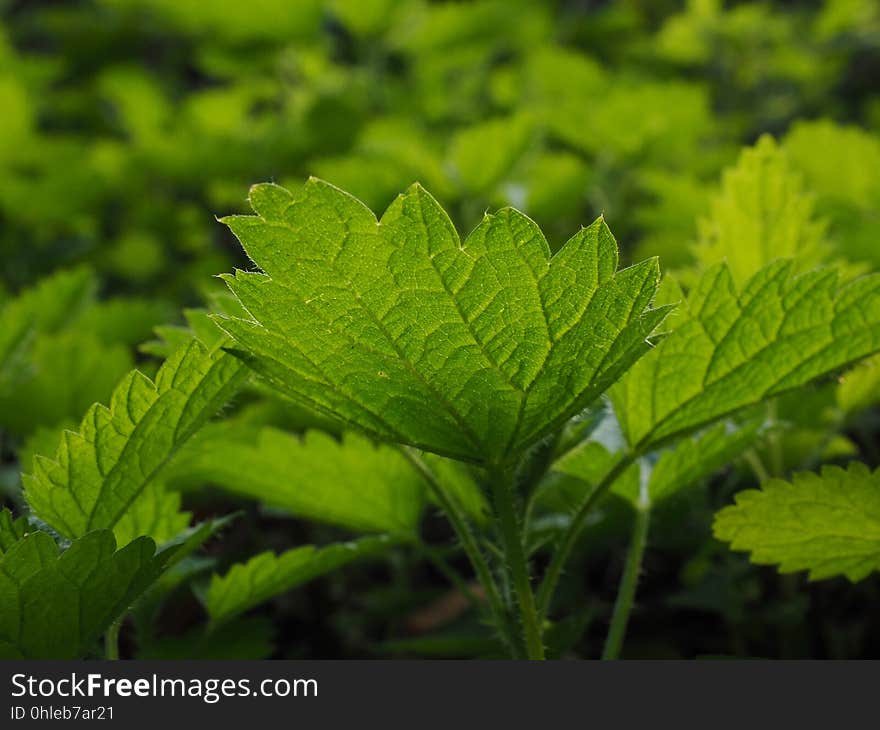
714, 463, 880, 582
643, 421, 761, 503
23, 340, 248, 539
0, 267, 96, 395
168, 425, 426, 535
206, 535, 396, 626
694, 135, 829, 284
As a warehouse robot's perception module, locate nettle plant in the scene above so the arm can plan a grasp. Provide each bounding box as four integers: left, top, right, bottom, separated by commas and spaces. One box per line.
3, 136, 880, 660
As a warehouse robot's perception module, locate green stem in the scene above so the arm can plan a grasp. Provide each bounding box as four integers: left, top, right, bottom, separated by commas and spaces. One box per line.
105, 618, 121, 661
744, 448, 771, 484
489, 466, 545, 660
602, 495, 651, 660
537, 452, 636, 621
401, 448, 519, 656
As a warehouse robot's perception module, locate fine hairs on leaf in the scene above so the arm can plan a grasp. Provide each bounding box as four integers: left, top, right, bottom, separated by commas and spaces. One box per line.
216, 178, 671, 466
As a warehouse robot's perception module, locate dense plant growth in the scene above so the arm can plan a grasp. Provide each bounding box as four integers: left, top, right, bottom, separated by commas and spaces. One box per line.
1, 0, 880, 659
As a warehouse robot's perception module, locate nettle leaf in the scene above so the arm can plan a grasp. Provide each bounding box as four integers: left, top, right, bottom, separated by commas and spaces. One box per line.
168, 425, 426, 535
217, 178, 669, 465
23, 340, 248, 540
612, 260, 880, 452
0, 530, 170, 659
206, 535, 395, 626
694, 135, 828, 284
641, 421, 761, 503
714, 464, 880, 582
539, 441, 638, 515
550, 420, 761, 512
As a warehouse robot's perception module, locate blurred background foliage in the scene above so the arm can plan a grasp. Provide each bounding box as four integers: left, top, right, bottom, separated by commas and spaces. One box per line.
1, 0, 879, 658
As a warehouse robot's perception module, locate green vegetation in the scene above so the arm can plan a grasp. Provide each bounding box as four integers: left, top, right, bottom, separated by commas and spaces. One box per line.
2, 0, 880, 659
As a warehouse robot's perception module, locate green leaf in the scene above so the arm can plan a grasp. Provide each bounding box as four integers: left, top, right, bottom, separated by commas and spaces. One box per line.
0, 269, 173, 436
784, 120, 880, 211
714, 463, 880, 582
0, 530, 169, 659
641, 421, 762, 503
167, 425, 425, 535
694, 135, 828, 285
23, 340, 248, 539
218, 178, 669, 465
77, 298, 174, 347
539, 421, 759, 515
540, 441, 639, 515
206, 535, 396, 626
611, 261, 880, 452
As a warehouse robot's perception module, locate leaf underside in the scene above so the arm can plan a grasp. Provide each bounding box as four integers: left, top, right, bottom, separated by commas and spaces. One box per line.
612, 260, 880, 451
218, 178, 669, 465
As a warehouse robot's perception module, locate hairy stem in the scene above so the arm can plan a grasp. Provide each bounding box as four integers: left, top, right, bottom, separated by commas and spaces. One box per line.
489, 466, 545, 660
401, 447, 519, 656
537, 452, 636, 621
602, 494, 651, 660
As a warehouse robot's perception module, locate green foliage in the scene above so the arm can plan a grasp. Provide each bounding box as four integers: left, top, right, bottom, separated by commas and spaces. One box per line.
693, 135, 828, 283
0, 267, 171, 437
612, 261, 880, 451
168, 426, 425, 535
0, 530, 174, 659
2, 0, 880, 660
218, 179, 669, 465
714, 464, 880, 581
206, 535, 396, 626
23, 340, 247, 540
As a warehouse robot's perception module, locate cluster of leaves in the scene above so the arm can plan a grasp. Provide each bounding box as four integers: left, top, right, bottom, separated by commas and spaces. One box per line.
2, 0, 880, 659
2, 0, 879, 293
